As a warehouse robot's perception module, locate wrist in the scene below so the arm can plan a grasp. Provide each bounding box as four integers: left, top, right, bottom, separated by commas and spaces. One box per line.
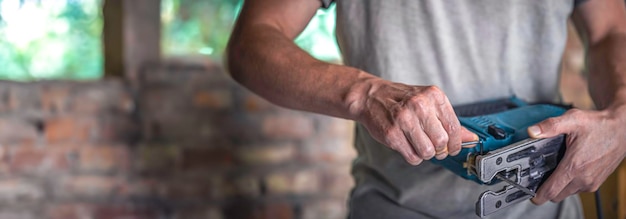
343, 71, 384, 122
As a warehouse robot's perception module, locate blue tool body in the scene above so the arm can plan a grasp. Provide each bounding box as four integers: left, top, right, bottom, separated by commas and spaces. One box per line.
431, 97, 568, 184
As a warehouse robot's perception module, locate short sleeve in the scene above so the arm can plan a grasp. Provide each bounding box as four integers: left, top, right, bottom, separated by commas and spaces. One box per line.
320, 0, 335, 9
574, 0, 588, 7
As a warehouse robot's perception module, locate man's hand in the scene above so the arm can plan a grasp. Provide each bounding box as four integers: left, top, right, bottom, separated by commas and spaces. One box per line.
529, 0, 626, 205
354, 79, 479, 165
529, 107, 626, 204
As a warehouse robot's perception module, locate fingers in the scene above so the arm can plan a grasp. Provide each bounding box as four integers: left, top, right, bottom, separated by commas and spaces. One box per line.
370, 84, 474, 164
403, 125, 436, 160
387, 126, 424, 165
422, 116, 449, 160
528, 109, 581, 138
460, 127, 479, 148
436, 100, 464, 156
551, 182, 579, 203
531, 156, 573, 205
398, 109, 436, 161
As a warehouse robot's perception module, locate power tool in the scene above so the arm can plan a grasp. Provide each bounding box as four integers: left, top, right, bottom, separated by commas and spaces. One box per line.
431, 97, 569, 217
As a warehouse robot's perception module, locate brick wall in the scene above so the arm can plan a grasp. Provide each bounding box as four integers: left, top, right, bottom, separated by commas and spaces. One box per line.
0, 80, 140, 218
137, 62, 355, 219
0, 62, 355, 219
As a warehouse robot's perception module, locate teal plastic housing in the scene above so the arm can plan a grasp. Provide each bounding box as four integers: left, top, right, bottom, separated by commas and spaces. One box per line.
430, 97, 568, 184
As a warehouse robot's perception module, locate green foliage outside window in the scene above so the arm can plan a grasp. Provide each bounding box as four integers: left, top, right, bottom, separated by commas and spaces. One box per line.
0, 0, 339, 81
162, 0, 341, 62
0, 0, 103, 80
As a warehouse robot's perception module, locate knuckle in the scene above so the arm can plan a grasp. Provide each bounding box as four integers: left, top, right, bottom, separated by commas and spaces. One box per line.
425, 85, 442, 95
395, 108, 413, 122
447, 123, 459, 133
409, 158, 423, 165
448, 143, 461, 154
589, 183, 601, 192
408, 95, 428, 108
419, 145, 436, 159
425, 86, 445, 101
432, 133, 449, 149
581, 177, 595, 190
382, 128, 399, 145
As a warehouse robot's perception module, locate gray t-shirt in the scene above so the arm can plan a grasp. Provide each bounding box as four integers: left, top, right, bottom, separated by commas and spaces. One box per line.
320, 0, 585, 218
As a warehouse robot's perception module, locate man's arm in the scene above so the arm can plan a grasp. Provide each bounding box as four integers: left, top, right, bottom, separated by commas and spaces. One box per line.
226, 0, 478, 165
530, 0, 626, 204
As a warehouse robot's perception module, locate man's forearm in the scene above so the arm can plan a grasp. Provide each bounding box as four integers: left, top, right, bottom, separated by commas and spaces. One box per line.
587, 32, 626, 111
226, 24, 374, 120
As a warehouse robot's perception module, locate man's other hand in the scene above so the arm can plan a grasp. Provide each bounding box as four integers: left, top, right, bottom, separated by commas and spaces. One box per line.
353, 79, 479, 165
528, 108, 626, 204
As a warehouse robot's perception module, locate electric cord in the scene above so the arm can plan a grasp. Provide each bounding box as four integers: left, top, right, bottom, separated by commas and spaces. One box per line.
595, 189, 603, 219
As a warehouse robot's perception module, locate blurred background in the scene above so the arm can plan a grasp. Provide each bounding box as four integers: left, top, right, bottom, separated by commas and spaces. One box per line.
0, 0, 622, 218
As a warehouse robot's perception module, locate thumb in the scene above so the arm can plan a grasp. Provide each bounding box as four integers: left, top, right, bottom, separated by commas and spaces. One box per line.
461, 127, 479, 148
528, 115, 574, 138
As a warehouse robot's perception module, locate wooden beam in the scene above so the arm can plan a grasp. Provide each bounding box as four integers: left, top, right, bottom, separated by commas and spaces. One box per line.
103, 0, 161, 80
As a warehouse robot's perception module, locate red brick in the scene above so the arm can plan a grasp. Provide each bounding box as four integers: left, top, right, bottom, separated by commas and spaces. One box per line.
192, 90, 232, 110
124, 179, 161, 198
40, 86, 70, 114
262, 115, 314, 140
235, 143, 296, 165
0, 147, 9, 174
232, 175, 260, 197
139, 86, 187, 114
319, 119, 354, 138
92, 205, 160, 219
141, 115, 215, 143
55, 175, 124, 199
225, 202, 294, 219
252, 202, 294, 219
45, 117, 95, 143
301, 199, 347, 219
173, 206, 223, 219
78, 146, 129, 172
301, 137, 356, 163
135, 145, 180, 173
96, 116, 139, 143
0, 179, 44, 204
161, 181, 213, 201
159, 176, 226, 201
45, 203, 93, 219
181, 147, 233, 171
0, 210, 36, 219
0, 85, 11, 112
0, 118, 39, 145
8, 85, 40, 112
264, 170, 320, 195
321, 166, 355, 198
9, 145, 75, 174
70, 84, 134, 114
